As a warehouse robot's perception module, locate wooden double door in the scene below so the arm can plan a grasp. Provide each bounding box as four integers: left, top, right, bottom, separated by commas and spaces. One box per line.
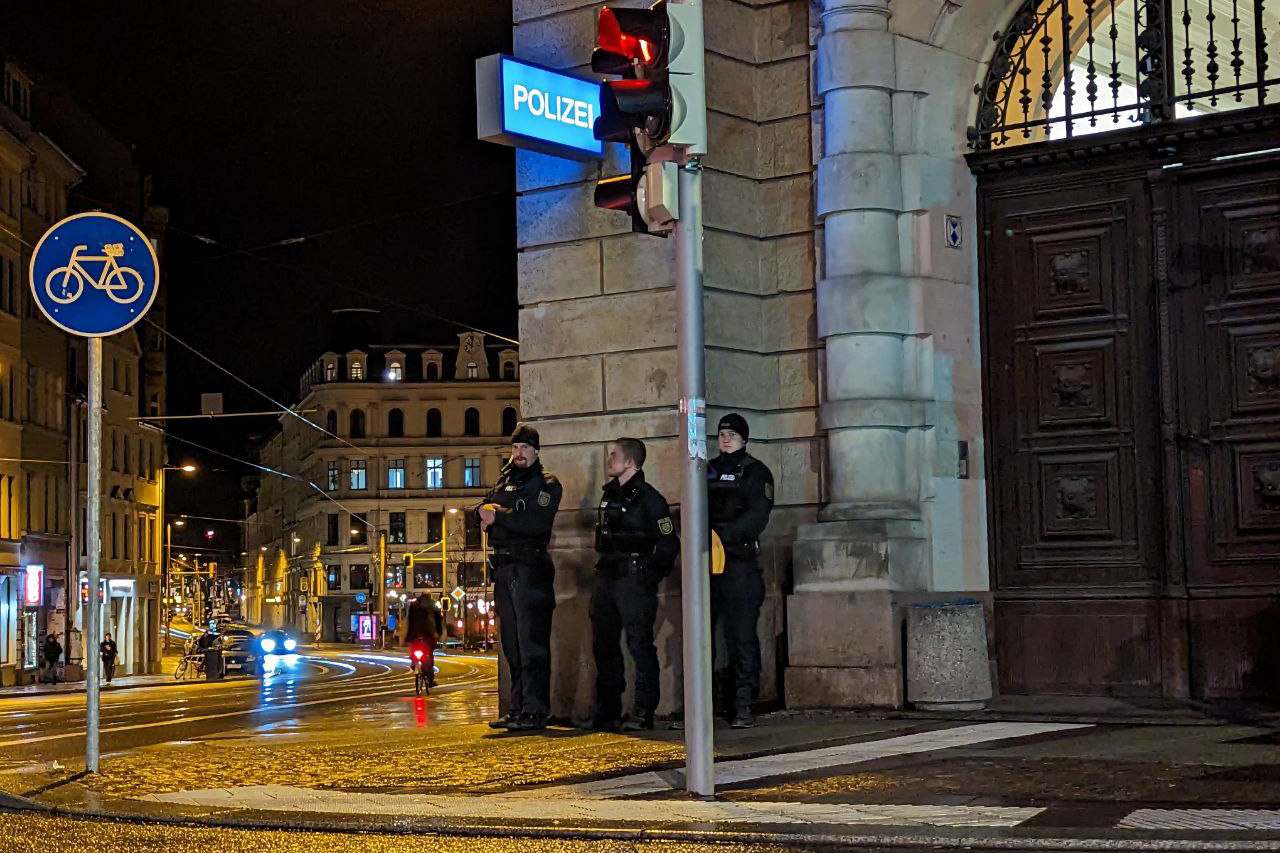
976, 125, 1280, 699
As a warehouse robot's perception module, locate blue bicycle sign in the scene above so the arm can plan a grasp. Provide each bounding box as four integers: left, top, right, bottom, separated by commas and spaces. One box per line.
29, 212, 159, 337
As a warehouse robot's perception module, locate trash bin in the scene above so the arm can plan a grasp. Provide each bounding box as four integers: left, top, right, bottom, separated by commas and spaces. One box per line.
203, 646, 224, 681
905, 599, 992, 710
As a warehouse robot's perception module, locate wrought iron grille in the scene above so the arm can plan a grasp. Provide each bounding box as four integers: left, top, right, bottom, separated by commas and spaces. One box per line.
970, 0, 1279, 148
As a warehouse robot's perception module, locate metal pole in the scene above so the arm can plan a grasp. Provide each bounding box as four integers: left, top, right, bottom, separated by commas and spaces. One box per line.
85, 337, 102, 772
164, 522, 171, 653
676, 156, 713, 797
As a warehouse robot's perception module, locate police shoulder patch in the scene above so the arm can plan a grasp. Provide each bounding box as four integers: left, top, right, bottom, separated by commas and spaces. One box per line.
658, 517, 674, 535
763, 481, 774, 501
537, 491, 551, 507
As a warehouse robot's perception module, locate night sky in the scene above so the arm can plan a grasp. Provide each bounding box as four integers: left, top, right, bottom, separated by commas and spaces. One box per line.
2, 2, 517, 548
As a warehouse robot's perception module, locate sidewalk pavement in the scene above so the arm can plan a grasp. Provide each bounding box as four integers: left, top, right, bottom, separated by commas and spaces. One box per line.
0, 653, 189, 698
6, 705, 1280, 848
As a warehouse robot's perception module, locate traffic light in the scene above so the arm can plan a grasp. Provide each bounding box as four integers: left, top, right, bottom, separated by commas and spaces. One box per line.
594, 142, 679, 234
591, 1, 706, 153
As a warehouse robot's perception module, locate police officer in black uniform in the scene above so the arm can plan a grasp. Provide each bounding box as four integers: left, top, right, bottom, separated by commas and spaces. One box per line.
591, 438, 679, 732
708, 413, 774, 728
479, 424, 563, 732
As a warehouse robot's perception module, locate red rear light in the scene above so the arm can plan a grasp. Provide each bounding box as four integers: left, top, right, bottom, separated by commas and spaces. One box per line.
412, 649, 424, 660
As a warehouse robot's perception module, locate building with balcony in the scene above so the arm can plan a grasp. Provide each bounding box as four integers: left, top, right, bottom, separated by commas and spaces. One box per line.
243, 310, 518, 643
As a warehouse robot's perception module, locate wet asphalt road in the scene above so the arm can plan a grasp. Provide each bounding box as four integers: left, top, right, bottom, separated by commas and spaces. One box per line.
0, 649, 498, 764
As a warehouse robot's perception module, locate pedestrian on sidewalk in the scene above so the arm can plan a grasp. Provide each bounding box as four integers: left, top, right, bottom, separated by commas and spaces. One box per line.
40, 634, 62, 684
100, 633, 119, 683
479, 423, 562, 733
590, 438, 678, 733
706, 413, 774, 729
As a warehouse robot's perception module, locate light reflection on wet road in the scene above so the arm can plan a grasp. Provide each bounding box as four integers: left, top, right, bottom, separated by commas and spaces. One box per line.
0, 650, 498, 763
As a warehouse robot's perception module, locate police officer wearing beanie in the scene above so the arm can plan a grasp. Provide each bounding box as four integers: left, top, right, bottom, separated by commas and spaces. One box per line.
590, 438, 679, 732
479, 424, 562, 732
708, 413, 774, 728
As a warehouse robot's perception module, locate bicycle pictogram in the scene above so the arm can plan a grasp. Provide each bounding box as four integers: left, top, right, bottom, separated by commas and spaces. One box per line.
45, 242, 145, 305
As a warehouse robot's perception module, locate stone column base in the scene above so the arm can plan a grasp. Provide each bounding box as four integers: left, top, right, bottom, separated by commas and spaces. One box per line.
785, 664, 902, 708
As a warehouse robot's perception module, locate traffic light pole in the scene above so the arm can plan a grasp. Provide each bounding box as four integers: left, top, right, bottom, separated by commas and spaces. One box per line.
676, 155, 714, 798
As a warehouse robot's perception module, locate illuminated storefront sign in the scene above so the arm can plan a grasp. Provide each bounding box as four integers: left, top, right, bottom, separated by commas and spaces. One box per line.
23, 565, 43, 607
476, 54, 604, 160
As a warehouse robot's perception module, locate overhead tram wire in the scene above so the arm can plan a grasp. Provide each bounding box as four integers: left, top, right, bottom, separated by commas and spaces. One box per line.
144, 317, 516, 480
163, 430, 382, 534
179, 191, 509, 266
165, 224, 519, 346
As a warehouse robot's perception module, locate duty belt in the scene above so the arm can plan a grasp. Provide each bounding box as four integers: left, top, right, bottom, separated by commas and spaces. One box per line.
490, 545, 546, 557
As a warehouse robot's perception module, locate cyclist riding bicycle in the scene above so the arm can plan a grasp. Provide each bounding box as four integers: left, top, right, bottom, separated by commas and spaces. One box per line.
403, 593, 443, 688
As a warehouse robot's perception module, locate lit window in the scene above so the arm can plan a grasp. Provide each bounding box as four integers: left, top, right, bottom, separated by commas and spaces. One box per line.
464, 458, 481, 487
387, 361, 403, 381
350, 360, 363, 380
387, 459, 405, 489
350, 460, 367, 490
425, 458, 443, 489
324, 362, 336, 381
467, 362, 478, 379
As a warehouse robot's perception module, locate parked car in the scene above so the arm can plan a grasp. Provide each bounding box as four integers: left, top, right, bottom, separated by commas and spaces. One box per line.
221, 637, 258, 675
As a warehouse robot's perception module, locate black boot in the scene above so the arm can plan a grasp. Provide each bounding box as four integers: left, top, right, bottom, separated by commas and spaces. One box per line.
488, 714, 515, 729
621, 711, 654, 732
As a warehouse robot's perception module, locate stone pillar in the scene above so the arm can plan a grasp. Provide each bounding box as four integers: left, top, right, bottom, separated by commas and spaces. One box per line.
785, 0, 925, 708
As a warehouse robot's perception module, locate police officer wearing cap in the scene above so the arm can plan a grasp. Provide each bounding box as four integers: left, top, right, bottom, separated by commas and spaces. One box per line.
590, 438, 679, 732
708, 413, 774, 728
479, 424, 563, 732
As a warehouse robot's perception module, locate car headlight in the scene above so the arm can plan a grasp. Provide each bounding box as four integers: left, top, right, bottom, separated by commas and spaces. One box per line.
261, 638, 276, 653
283, 637, 297, 651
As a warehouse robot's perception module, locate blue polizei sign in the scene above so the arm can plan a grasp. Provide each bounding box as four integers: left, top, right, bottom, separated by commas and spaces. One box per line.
476, 54, 604, 160
29, 212, 159, 337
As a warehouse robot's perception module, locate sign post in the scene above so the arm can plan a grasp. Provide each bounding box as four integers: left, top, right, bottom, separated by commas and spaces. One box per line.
29, 211, 159, 773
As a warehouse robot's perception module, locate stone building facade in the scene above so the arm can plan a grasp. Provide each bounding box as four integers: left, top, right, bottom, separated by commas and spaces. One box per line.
512, 0, 1280, 711
243, 313, 520, 644
0, 57, 168, 684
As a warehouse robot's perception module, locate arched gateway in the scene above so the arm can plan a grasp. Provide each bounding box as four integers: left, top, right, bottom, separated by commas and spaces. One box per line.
512, 0, 1279, 715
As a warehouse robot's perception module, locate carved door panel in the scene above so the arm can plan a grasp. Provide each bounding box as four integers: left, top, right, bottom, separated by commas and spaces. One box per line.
982, 178, 1169, 695
1170, 160, 1280, 699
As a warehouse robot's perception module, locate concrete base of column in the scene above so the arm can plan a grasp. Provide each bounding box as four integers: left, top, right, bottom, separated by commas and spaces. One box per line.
786, 664, 903, 708
784, 519, 993, 709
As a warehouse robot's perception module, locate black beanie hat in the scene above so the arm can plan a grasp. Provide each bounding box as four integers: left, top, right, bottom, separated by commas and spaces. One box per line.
511, 423, 540, 449
717, 413, 749, 442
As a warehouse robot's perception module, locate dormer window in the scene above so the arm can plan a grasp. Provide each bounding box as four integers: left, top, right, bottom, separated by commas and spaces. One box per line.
350, 361, 363, 380
3, 65, 30, 120
324, 362, 336, 381
384, 350, 406, 381
467, 362, 478, 379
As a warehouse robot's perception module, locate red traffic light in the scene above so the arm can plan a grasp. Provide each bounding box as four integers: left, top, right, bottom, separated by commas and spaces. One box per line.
597, 7, 659, 65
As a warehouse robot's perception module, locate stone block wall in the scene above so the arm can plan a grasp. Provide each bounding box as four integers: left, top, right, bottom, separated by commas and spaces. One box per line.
513, 0, 819, 721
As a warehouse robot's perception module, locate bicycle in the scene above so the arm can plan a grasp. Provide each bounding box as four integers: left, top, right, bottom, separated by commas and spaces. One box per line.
45, 242, 145, 305
173, 653, 205, 680
409, 642, 433, 696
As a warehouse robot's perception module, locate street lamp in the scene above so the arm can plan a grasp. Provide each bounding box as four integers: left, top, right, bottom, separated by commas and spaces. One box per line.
162, 465, 197, 652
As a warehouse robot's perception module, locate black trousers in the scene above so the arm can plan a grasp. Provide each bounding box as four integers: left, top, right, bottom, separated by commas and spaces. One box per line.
710, 560, 764, 715
103, 658, 116, 682
493, 551, 555, 718
591, 565, 659, 720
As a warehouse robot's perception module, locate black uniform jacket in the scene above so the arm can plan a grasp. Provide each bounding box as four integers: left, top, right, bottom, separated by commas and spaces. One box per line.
483, 458, 563, 549
707, 447, 775, 557
595, 470, 679, 574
